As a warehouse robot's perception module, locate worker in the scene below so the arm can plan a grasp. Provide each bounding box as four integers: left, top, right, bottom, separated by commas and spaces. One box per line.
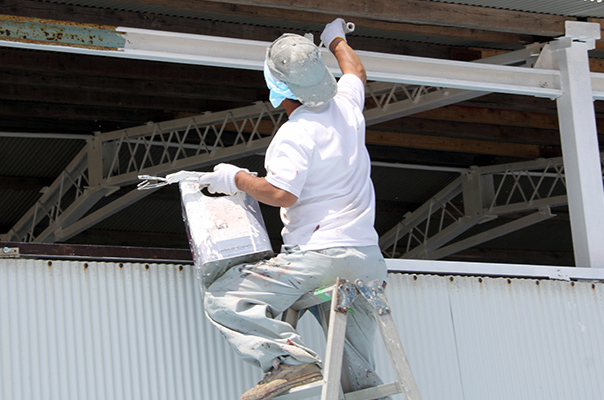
199, 18, 389, 400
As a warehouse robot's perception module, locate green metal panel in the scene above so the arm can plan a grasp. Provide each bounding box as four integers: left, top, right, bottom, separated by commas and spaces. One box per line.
0, 16, 125, 49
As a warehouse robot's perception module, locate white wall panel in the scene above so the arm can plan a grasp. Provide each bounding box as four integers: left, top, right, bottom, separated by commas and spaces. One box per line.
2, 258, 604, 400
374, 273, 604, 400
0, 259, 261, 400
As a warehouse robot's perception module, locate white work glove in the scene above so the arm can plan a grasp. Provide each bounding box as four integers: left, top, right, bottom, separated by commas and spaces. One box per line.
321, 18, 347, 48
198, 163, 249, 195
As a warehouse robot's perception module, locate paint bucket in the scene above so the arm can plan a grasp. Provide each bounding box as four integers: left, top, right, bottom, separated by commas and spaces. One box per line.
179, 180, 274, 289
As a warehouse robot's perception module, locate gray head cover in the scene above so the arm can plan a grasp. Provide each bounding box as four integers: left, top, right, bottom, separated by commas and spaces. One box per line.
266, 33, 337, 107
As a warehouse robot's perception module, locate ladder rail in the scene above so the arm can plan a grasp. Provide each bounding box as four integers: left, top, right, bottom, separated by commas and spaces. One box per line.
276, 277, 422, 400
321, 284, 350, 400
376, 313, 422, 400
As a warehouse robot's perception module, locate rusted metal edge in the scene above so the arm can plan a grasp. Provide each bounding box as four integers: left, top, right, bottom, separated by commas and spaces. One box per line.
0, 242, 193, 264
0, 36, 123, 52
0, 14, 125, 51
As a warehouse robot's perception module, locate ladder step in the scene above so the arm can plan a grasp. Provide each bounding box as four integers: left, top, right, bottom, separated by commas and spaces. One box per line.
274, 380, 403, 400
343, 382, 403, 400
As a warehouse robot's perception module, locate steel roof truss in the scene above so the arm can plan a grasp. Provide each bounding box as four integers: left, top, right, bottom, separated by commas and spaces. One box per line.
380, 155, 603, 260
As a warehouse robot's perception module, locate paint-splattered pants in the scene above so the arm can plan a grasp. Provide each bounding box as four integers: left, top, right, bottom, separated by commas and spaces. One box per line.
204, 245, 389, 393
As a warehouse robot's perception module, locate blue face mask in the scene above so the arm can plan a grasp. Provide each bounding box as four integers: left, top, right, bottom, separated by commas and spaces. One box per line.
264, 61, 297, 108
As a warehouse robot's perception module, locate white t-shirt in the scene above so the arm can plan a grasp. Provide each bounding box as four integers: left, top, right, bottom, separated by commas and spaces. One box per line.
264, 74, 379, 250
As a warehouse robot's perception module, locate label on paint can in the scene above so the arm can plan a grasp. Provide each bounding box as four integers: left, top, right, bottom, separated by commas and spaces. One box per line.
179, 180, 274, 289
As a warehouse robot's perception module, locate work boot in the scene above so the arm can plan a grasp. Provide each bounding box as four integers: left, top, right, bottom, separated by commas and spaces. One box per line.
241, 363, 323, 400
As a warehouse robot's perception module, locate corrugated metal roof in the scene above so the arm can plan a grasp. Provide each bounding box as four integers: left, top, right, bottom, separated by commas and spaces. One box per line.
38, 0, 321, 31
2, 258, 603, 400
428, 0, 604, 18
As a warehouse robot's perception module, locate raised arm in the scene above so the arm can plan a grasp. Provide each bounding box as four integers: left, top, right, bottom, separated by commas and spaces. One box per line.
321, 18, 367, 85
329, 38, 366, 85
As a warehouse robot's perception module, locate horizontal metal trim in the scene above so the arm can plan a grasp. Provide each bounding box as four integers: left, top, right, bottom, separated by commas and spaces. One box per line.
386, 258, 604, 280
0, 242, 193, 263
5, 241, 600, 281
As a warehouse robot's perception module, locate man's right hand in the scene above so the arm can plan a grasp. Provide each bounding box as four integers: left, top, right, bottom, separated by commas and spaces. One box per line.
321, 18, 347, 49
322, 19, 366, 85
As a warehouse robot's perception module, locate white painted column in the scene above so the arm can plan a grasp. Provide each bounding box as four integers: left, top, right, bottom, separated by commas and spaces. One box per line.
553, 22, 604, 267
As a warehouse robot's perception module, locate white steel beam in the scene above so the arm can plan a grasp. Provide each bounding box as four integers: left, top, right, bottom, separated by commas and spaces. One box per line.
1, 15, 600, 98
549, 22, 604, 268
385, 259, 604, 281
3, 16, 604, 99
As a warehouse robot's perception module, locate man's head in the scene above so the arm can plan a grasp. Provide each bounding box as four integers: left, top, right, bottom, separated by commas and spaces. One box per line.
265, 34, 337, 108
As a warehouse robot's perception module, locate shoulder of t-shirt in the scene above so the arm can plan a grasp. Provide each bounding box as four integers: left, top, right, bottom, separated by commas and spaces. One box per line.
336, 74, 365, 108
274, 119, 314, 145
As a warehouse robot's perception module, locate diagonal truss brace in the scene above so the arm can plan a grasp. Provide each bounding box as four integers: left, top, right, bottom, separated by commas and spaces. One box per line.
3, 102, 287, 243
379, 155, 604, 260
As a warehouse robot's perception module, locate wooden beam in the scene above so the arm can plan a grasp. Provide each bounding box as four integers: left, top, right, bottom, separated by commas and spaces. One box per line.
0, 115, 122, 134
587, 19, 604, 53
193, 0, 571, 36
0, 80, 258, 112
457, 93, 558, 114
0, 47, 265, 89
376, 117, 562, 146
0, 99, 179, 124
413, 105, 562, 130
366, 130, 541, 158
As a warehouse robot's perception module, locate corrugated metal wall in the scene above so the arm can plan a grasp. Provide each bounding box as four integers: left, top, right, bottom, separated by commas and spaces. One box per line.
1, 259, 603, 400
380, 273, 604, 400
0, 259, 260, 400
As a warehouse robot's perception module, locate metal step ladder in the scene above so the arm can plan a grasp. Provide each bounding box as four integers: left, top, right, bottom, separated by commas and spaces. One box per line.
276, 277, 422, 400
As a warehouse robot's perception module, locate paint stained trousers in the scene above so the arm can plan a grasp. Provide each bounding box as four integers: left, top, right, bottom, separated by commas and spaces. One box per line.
203, 245, 388, 393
